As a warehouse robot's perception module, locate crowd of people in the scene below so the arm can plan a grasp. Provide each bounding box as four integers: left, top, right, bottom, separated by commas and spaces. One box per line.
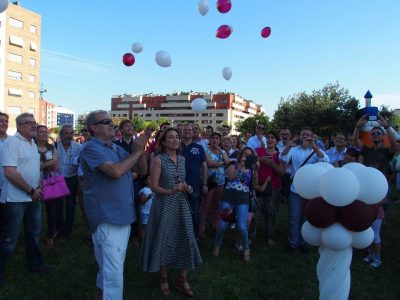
0, 110, 399, 299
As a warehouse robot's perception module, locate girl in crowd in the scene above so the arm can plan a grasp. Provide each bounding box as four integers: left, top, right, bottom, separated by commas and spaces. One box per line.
199, 132, 230, 239
140, 128, 201, 297
230, 134, 242, 152
36, 125, 59, 248
212, 147, 257, 262
222, 136, 238, 161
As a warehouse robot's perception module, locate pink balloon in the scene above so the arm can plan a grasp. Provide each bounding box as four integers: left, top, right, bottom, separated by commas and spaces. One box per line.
216, 25, 232, 39
122, 53, 135, 66
261, 27, 272, 38
216, 0, 232, 13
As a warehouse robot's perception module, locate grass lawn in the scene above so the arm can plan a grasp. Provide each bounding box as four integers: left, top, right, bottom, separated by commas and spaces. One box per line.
1, 190, 400, 300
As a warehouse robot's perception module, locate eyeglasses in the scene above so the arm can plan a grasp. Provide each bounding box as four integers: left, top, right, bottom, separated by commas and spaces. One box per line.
371, 131, 383, 136
95, 119, 112, 125
21, 121, 38, 126
257, 126, 265, 130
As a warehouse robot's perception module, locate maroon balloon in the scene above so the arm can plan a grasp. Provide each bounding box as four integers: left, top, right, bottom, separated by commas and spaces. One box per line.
216, 0, 232, 13
338, 200, 375, 232
220, 208, 235, 223
216, 25, 232, 39
304, 197, 338, 228
261, 27, 272, 38
122, 53, 135, 66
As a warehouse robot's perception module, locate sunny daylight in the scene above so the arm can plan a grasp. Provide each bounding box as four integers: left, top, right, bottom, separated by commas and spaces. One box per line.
0, 0, 399, 299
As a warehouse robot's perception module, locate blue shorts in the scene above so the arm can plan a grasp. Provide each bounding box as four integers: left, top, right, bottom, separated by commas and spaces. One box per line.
140, 213, 150, 225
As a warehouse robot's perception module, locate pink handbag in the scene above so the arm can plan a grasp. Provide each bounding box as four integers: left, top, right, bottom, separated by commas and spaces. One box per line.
42, 174, 70, 201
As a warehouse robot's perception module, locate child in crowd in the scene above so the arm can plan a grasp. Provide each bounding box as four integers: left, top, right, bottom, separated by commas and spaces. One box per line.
138, 175, 154, 241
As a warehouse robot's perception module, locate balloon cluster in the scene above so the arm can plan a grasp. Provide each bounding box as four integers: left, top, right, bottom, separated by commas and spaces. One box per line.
122, 42, 171, 68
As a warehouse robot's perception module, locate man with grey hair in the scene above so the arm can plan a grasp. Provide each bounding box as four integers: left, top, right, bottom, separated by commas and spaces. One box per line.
0, 113, 49, 284
0, 112, 9, 234
80, 110, 147, 300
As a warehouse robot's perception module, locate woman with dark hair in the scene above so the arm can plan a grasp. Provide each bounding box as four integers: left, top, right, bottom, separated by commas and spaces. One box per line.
36, 125, 59, 248
140, 128, 202, 297
230, 135, 242, 151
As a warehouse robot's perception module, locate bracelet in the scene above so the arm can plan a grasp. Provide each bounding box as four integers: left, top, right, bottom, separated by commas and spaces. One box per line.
27, 187, 35, 196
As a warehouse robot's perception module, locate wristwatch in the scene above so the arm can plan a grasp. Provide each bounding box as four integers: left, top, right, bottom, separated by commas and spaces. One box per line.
27, 187, 35, 196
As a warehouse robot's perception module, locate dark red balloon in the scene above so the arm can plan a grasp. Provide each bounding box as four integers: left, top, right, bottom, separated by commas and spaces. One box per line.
338, 200, 375, 232
220, 208, 235, 223
216, 0, 232, 14
216, 25, 232, 39
122, 53, 135, 66
261, 27, 272, 38
304, 197, 338, 228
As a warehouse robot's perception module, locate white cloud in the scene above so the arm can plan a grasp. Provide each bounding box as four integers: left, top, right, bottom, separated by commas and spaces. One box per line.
365, 94, 400, 110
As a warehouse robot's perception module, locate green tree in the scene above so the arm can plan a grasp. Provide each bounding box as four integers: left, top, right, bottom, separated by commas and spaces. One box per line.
379, 105, 400, 128
272, 83, 360, 136
131, 116, 146, 132
235, 112, 271, 134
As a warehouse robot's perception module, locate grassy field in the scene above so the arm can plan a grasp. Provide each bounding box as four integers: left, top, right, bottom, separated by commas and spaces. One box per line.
1, 190, 400, 300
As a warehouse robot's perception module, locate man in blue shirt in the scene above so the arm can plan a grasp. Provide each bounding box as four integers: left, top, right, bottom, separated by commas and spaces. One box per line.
80, 110, 147, 300
180, 123, 208, 241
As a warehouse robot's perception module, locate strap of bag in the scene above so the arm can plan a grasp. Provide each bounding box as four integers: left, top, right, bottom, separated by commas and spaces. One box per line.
299, 150, 316, 168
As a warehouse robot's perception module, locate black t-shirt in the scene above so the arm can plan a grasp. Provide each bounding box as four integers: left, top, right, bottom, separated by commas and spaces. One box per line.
360, 146, 394, 176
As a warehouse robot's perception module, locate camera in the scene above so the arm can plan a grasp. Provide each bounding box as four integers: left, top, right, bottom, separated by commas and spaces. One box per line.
245, 154, 258, 170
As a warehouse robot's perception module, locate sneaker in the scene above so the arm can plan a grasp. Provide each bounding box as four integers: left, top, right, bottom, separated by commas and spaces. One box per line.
230, 222, 236, 229
363, 254, 375, 263
267, 239, 274, 247
370, 258, 382, 268
234, 242, 243, 252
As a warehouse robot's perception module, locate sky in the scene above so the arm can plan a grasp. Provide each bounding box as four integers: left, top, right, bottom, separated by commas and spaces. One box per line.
18, 0, 400, 118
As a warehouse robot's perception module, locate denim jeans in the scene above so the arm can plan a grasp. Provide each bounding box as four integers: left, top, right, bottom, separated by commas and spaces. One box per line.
0, 201, 43, 273
56, 175, 79, 236
188, 191, 201, 240
288, 192, 306, 248
215, 201, 249, 251
92, 223, 130, 300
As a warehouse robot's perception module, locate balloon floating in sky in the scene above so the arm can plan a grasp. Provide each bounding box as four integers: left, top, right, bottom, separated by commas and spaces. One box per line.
216, 25, 232, 39
191, 98, 208, 113
216, 0, 232, 14
198, 0, 209, 16
155, 50, 172, 68
0, 0, 9, 13
122, 53, 135, 67
261, 27, 272, 38
222, 67, 232, 80
131, 42, 143, 53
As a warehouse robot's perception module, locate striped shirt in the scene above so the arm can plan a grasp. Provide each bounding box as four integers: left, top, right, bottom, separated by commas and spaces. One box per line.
57, 141, 82, 178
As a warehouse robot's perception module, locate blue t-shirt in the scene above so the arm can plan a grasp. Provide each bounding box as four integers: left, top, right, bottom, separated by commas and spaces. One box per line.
80, 137, 135, 232
180, 141, 206, 193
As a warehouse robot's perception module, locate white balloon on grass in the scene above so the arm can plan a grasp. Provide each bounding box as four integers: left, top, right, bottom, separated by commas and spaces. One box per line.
222, 67, 232, 80
191, 98, 207, 113
315, 161, 334, 171
131, 42, 143, 53
351, 227, 374, 249
321, 223, 352, 251
293, 164, 326, 199
198, 0, 209, 16
353, 167, 388, 204
319, 168, 359, 206
342, 162, 365, 173
0, 0, 8, 13
155, 51, 171, 68
302, 221, 323, 246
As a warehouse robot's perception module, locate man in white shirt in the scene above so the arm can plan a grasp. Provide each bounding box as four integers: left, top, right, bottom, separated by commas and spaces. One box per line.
247, 123, 267, 150
0, 113, 9, 234
280, 127, 329, 253
0, 113, 49, 284
325, 133, 347, 165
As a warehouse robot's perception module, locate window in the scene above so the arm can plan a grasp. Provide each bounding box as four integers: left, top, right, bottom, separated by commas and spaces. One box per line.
29, 25, 37, 34
28, 74, 35, 82
9, 18, 23, 28
8, 53, 22, 63
7, 106, 22, 115
7, 70, 22, 80
28, 58, 36, 66
8, 88, 23, 97
30, 41, 37, 51
9, 35, 24, 47
28, 91, 35, 99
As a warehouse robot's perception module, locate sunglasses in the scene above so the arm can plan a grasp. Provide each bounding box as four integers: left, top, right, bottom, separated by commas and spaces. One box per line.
95, 119, 112, 125
371, 131, 383, 136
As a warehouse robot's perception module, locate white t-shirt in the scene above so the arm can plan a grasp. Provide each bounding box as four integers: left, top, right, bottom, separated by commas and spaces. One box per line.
139, 186, 153, 215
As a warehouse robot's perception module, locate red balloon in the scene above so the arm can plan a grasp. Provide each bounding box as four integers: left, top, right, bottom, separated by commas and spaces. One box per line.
216, 0, 232, 13
261, 27, 272, 38
220, 208, 235, 223
304, 197, 338, 228
216, 25, 232, 39
338, 200, 375, 232
122, 53, 135, 66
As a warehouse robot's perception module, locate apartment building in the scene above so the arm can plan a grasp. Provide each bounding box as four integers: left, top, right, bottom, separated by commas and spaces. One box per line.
0, 2, 41, 133
110, 92, 263, 132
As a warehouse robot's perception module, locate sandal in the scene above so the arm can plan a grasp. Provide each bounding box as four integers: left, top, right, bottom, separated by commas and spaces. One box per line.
175, 276, 194, 297
243, 249, 251, 263
160, 277, 171, 296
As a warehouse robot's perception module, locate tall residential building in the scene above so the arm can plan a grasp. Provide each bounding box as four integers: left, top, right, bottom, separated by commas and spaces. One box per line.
39, 98, 56, 128
0, 2, 41, 133
110, 92, 263, 132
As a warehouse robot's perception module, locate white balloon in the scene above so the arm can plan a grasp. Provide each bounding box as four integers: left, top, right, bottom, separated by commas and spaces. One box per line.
353, 167, 388, 204
0, 0, 9, 13
319, 168, 359, 206
351, 227, 374, 249
315, 161, 334, 171
302, 221, 323, 246
293, 164, 326, 199
191, 98, 207, 113
342, 162, 365, 173
155, 51, 171, 68
198, 0, 209, 16
131, 42, 143, 54
322, 223, 352, 251
222, 67, 232, 80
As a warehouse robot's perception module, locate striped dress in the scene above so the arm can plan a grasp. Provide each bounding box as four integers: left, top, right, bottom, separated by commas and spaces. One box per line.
140, 153, 202, 272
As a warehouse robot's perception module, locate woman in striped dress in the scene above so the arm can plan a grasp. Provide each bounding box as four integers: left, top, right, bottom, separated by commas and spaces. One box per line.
140, 128, 202, 297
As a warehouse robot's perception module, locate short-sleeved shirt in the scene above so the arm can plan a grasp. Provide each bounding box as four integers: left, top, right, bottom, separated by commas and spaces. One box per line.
80, 137, 135, 232
180, 141, 206, 193
0, 132, 40, 203
326, 147, 347, 165
114, 138, 133, 154
361, 146, 394, 176
139, 186, 153, 215
57, 141, 82, 178
0, 137, 8, 190
255, 148, 282, 189
206, 148, 226, 186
